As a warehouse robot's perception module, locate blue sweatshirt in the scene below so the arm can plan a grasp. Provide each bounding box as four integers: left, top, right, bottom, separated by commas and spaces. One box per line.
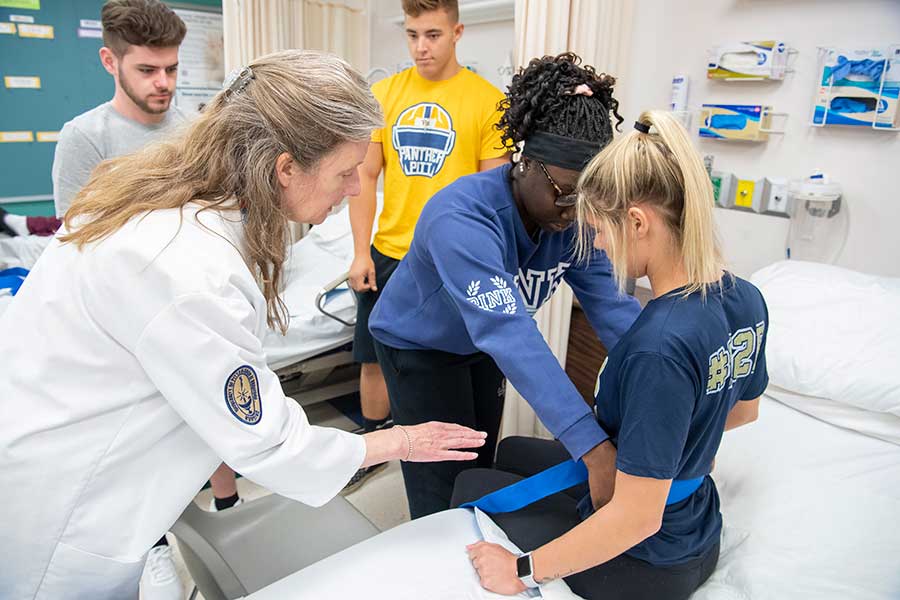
369, 165, 641, 459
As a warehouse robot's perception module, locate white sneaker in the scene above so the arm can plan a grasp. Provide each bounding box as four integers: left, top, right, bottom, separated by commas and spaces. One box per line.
140, 545, 183, 600
208, 495, 244, 512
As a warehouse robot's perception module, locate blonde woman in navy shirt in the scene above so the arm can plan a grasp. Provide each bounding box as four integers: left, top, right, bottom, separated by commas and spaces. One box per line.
462, 110, 768, 600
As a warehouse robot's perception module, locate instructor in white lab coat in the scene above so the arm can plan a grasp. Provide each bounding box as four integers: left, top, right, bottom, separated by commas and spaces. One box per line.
0, 50, 486, 600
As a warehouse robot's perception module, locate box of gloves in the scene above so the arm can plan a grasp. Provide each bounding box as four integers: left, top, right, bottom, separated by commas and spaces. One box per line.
707, 40, 790, 80
699, 104, 773, 141
812, 45, 900, 129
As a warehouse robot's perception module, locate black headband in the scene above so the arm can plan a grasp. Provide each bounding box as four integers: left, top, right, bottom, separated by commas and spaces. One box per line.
634, 121, 651, 134
521, 131, 603, 171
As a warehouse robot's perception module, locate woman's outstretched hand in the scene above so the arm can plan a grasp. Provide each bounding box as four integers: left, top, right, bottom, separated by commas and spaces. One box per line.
361, 422, 486, 468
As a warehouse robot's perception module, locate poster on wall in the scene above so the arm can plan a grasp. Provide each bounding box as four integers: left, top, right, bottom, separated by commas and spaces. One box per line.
172, 9, 224, 115
0, 0, 40, 9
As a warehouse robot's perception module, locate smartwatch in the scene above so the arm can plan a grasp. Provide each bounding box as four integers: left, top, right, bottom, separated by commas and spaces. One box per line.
516, 552, 539, 588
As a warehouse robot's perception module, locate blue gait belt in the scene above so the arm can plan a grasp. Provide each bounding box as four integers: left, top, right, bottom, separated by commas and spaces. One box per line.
461, 459, 704, 514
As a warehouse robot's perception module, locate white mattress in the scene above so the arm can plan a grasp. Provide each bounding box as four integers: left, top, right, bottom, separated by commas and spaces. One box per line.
0, 213, 358, 370
695, 395, 900, 599
246, 508, 580, 600
262, 226, 356, 370
0, 235, 48, 318
0, 233, 51, 270
245, 394, 900, 599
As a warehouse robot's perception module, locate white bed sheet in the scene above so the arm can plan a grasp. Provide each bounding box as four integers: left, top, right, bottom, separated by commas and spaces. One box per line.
262, 227, 356, 370
246, 508, 580, 600
0, 235, 50, 319
695, 395, 900, 599
245, 395, 900, 600
0, 234, 52, 270
263, 206, 357, 369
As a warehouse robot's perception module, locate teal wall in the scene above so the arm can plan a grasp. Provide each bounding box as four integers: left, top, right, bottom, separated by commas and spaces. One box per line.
0, 200, 53, 216
0, 0, 221, 217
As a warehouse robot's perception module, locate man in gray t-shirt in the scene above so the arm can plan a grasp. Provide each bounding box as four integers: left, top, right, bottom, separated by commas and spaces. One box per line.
52, 102, 187, 217
51, 1, 189, 219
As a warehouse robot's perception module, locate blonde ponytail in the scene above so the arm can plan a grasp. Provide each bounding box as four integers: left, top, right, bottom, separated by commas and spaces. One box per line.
576, 110, 723, 296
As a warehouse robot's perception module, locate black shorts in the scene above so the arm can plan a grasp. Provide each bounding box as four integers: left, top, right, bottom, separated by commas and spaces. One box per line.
352, 245, 400, 364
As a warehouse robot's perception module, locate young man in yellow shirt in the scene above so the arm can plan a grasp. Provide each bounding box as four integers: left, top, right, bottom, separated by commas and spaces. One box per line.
346, 0, 509, 488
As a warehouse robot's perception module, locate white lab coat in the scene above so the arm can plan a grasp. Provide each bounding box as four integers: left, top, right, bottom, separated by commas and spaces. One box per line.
0, 206, 366, 599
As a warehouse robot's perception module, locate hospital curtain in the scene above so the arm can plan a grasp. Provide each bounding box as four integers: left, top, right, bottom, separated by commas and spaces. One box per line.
222, 0, 370, 240
223, 0, 369, 75
304, 0, 369, 73
567, 0, 635, 111
222, 0, 305, 75
500, 0, 635, 441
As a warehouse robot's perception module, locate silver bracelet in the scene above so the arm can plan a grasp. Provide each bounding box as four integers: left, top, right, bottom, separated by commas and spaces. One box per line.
397, 425, 413, 462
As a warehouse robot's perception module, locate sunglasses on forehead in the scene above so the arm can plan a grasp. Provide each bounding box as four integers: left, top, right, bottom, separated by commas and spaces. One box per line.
536, 161, 579, 208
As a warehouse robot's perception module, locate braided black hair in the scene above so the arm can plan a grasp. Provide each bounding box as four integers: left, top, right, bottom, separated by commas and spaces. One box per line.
496, 52, 623, 152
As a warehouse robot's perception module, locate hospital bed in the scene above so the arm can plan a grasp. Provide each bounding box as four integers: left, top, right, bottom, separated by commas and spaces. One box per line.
0, 208, 361, 407
262, 207, 360, 407
0, 234, 51, 313
236, 260, 900, 599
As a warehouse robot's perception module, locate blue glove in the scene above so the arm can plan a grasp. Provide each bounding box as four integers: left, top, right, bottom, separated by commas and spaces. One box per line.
709, 114, 748, 130
828, 56, 888, 82
830, 97, 876, 113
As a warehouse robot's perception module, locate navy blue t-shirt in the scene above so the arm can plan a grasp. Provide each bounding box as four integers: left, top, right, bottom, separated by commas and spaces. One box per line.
595, 275, 768, 566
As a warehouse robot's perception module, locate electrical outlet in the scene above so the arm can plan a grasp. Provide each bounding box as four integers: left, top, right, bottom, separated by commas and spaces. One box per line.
759, 177, 790, 215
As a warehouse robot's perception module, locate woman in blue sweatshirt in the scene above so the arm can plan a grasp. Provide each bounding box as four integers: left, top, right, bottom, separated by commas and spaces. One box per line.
368, 53, 641, 519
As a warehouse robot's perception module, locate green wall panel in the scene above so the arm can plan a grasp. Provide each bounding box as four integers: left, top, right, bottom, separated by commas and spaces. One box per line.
0, 0, 220, 209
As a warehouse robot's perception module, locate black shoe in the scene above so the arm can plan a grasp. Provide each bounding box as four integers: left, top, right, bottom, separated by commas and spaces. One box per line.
342, 418, 393, 493
341, 462, 388, 494
0, 207, 18, 237
351, 417, 395, 436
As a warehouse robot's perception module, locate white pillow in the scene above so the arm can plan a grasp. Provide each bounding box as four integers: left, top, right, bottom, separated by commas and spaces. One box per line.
750, 260, 900, 417
766, 385, 900, 446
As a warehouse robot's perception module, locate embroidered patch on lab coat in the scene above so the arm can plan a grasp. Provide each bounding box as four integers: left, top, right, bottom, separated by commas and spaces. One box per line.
225, 365, 262, 425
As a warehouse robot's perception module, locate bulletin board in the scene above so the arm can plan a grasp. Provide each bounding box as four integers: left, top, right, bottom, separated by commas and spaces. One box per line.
0, 0, 221, 216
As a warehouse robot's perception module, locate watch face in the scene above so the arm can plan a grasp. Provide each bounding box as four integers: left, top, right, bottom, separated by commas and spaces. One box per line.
517, 554, 531, 578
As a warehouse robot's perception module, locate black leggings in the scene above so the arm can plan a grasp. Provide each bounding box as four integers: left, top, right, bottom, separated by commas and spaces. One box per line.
451, 437, 719, 600
374, 341, 505, 519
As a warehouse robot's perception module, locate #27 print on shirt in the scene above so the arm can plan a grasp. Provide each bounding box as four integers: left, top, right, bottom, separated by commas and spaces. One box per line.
707, 322, 766, 394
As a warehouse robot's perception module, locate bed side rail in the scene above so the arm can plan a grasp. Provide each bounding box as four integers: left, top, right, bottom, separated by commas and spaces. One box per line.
315, 272, 356, 328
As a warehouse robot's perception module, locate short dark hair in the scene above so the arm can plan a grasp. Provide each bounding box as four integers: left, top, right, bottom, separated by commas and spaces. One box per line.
401, 0, 459, 22
496, 52, 624, 152
102, 0, 187, 57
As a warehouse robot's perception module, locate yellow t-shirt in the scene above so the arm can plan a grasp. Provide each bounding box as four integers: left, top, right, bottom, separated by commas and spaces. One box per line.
371, 67, 507, 260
